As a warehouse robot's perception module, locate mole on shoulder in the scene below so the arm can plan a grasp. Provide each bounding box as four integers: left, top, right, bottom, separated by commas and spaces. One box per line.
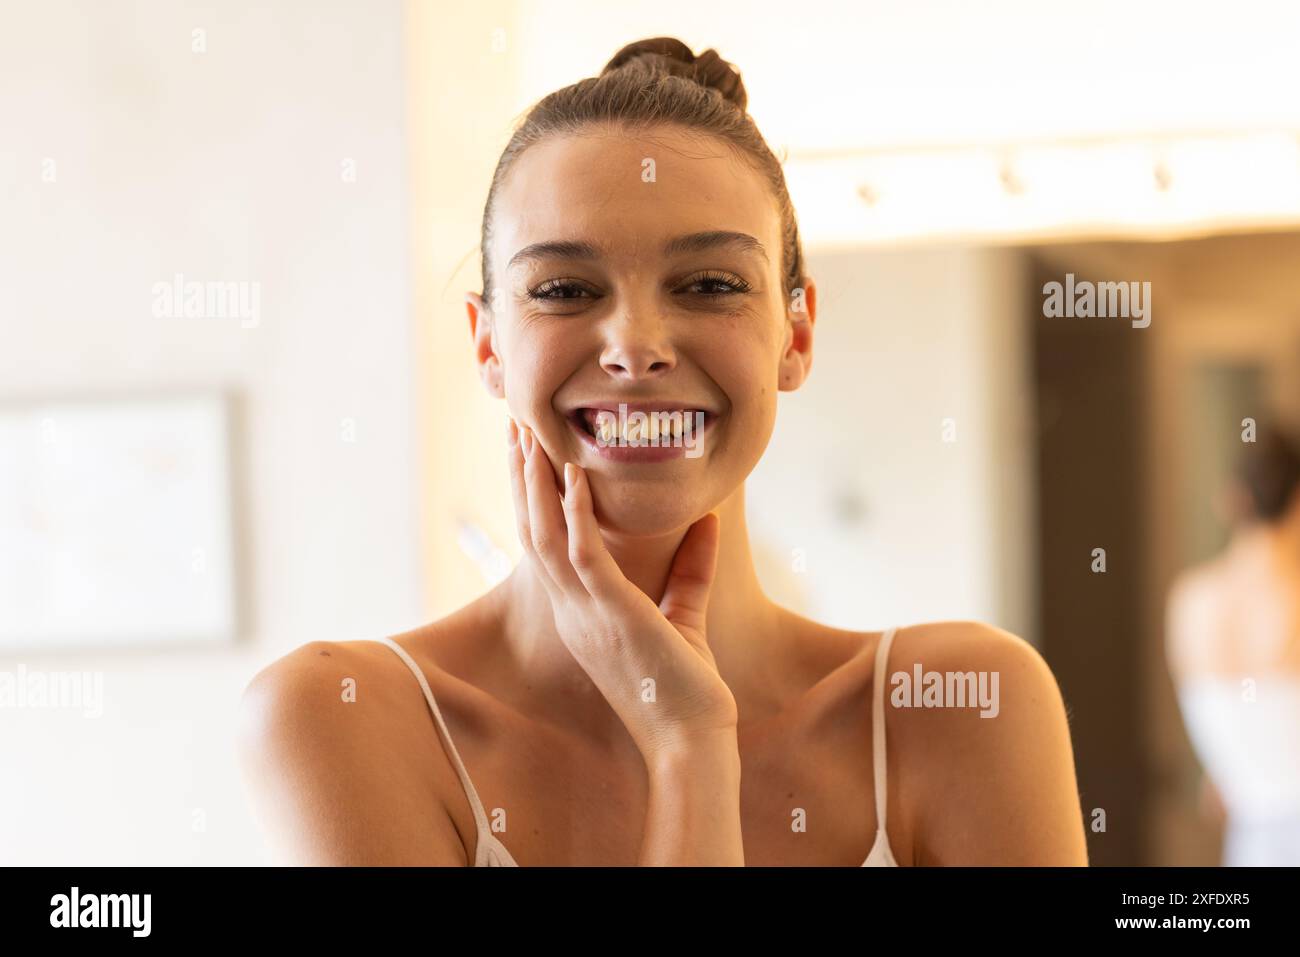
319, 650, 331, 657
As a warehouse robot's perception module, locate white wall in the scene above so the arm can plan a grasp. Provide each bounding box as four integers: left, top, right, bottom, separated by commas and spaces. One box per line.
0, 0, 421, 864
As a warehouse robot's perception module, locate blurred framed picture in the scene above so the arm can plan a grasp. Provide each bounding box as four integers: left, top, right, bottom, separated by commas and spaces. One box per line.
0, 392, 237, 652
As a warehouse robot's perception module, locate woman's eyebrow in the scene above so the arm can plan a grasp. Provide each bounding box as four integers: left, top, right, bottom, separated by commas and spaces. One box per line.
663, 230, 768, 262
506, 231, 768, 271
507, 239, 599, 271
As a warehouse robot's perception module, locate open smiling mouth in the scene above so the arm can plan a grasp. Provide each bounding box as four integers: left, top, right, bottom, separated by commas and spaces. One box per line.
564, 407, 713, 462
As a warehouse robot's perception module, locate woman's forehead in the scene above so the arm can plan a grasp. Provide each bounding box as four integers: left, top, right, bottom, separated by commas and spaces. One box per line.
493, 129, 779, 267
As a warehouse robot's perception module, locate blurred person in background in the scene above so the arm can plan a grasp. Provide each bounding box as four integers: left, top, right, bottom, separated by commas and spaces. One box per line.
1167, 424, 1300, 865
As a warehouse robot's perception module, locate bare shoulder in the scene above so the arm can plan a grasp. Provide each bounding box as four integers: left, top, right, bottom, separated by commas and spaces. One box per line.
1166, 559, 1222, 622
239, 635, 423, 741
883, 620, 1089, 866
236, 629, 468, 865
1164, 559, 1225, 675
884, 619, 1053, 684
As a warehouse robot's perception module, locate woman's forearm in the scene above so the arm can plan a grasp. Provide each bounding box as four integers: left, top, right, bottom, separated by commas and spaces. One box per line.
638, 733, 744, 866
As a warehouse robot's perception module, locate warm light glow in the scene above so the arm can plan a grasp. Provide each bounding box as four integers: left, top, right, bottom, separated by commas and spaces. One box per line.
785, 131, 1300, 247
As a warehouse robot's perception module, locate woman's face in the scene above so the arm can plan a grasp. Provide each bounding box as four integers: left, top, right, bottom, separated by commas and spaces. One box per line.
469, 124, 815, 536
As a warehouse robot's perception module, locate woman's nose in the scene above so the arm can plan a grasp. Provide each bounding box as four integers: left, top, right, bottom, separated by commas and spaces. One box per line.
598, 315, 677, 379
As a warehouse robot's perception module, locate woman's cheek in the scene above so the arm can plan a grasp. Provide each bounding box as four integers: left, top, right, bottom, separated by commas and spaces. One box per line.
498, 343, 569, 427
719, 342, 779, 408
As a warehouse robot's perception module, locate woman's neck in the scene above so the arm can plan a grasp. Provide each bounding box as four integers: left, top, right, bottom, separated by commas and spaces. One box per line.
1232, 507, 1300, 567
492, 483, 786, 738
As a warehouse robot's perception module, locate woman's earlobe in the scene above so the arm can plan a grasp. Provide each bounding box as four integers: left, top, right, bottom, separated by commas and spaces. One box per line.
778, 360, 809, 392
481, 358, 505, 399
778, 310, 814, 391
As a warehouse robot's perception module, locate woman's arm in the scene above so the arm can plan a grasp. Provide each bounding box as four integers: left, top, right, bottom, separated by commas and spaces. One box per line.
897, 622, 1089, 866
639, 732, 745, 866
508, 421, 748, 863
237, 642, 468, 866
1197, 771, 1227, 826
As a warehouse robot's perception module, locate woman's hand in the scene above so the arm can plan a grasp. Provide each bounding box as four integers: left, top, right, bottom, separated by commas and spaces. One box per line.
507, 417, 738, 764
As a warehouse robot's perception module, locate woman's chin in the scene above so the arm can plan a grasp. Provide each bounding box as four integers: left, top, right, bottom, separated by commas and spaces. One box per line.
587, 486, 709, 538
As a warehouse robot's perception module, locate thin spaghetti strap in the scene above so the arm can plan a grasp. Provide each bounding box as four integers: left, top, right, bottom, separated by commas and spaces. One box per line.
872, 627, 900, 833
373, 636, 493, 836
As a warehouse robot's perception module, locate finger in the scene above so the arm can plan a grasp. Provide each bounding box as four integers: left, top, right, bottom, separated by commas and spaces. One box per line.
561, 462, 625, 602
659, 512, 721, 636
506, 417, 561, 597
521, 426, 584, 594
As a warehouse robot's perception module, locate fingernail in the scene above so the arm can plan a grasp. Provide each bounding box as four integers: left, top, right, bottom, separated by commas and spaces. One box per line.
522, 428, 534, 458
564, 462, 575, 493
506, 417, 517, 447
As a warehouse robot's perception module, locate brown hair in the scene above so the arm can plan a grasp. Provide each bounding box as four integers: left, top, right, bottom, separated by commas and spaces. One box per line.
1236, 424, 1300, 522
478, 37, 806, 307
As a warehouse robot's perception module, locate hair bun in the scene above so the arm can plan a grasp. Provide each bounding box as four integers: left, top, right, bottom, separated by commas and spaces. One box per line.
602, 37, 747, 112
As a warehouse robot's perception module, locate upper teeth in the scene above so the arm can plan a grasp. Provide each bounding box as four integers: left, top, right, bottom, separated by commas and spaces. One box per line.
589, 410, 700, 444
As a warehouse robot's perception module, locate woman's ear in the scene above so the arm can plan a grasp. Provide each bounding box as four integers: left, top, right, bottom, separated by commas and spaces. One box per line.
466, 291, 505, 399
777, 277, 816, 392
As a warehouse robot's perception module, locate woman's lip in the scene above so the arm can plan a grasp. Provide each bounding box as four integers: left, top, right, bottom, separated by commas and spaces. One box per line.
565, 410, 712, 463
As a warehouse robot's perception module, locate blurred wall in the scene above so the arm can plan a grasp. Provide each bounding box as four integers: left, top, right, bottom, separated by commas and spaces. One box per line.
405, 0, 520, 614
0, 0, 420, 864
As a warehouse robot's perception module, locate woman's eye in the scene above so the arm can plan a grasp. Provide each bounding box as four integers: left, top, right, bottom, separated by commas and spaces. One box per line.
526, 272, 750, 302
682, 272, 751, 297
527, 280, 594, 301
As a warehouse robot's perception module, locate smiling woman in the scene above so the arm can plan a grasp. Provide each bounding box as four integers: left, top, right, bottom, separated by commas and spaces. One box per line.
238, 36, 1089, 868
